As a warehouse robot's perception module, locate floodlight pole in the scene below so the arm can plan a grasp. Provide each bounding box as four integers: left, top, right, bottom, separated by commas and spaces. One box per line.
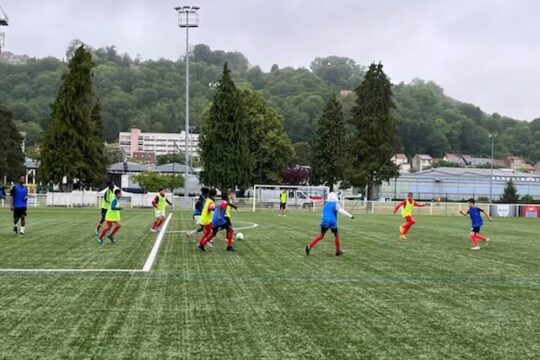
175, 5, 199, 197
489, 134, 495, 202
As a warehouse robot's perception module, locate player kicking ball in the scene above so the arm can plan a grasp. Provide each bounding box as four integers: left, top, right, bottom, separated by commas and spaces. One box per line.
150, 187, 172, 233
459, 198, 492, 250
393, 192, 425, 240
197, 192, 236, 252
97, 189, 122, 245
305, 192, 354, 257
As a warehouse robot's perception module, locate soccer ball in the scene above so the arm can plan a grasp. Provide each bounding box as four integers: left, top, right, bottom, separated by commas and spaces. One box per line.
236, 232, 244, 241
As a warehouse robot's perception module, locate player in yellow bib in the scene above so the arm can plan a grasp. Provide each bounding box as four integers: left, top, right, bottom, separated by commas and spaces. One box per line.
151, 187, 173, 233
279, 189, 288, 216
97, 189, 122, 245
393, 192, 425, 240
197, 188, 216, 250
96, 182, 115, 235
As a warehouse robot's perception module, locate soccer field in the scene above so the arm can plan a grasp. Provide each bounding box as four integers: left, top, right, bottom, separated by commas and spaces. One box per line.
0, 208, 538, 359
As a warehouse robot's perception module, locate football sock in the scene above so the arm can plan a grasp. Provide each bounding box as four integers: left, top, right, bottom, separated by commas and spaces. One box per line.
469, 234, 478, 247
334, 236, 341, 252
308, 234, 324, 248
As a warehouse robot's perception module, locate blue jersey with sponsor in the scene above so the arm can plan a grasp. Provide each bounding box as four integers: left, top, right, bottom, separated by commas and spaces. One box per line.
193, 195, 206, 216
321, 202, 338, 228
468, 207, 483, 228
212, 200, 227, 227
11, 185, 28, 208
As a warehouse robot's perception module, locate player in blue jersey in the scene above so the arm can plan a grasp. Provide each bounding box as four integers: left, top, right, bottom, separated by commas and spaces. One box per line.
10, 176, 29, 236
459, 198, 492, 250
305, 192, 354, 256
186, 187, 209, 239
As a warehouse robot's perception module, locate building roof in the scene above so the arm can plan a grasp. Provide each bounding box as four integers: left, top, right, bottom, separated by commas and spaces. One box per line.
394, 153, 407, 160
412, 167, 540, 179
413, 154, 433, 160
153, 163, 195, 174
107, 161, 150, 173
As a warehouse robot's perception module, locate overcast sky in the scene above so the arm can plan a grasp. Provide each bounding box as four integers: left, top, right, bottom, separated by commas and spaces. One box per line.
2, 0, 540, 120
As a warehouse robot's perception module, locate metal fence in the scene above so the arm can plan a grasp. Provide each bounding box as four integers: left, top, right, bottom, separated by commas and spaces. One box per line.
2, 193, 539, 218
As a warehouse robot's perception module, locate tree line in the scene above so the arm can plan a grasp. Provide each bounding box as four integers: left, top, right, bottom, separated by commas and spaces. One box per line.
1, 40, 540, 187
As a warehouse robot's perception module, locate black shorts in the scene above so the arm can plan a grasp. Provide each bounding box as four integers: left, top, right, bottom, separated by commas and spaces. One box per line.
226, 217, 232, 227
13, 207, 27, 219
472, 227, 481, 233
212, 223, 230, 232
280, 203, 286, 210
321, 226, 338, 235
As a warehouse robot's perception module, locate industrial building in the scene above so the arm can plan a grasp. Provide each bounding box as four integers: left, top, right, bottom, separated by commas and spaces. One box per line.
378, 167, 540, 201
119, 128, 200, 159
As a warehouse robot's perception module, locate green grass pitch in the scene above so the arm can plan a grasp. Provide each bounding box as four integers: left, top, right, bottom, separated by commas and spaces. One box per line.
0, 207, 538, 359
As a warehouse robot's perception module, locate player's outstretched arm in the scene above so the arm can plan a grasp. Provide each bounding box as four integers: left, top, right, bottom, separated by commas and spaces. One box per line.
479, 208, 492, 221
459, 210, 467, 216
393, 201, 404, 214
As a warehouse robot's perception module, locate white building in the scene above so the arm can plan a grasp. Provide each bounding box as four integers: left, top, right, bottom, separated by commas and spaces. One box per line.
412, 154, 433, 171
392, 153, 411, 172
119, 128, 200, 159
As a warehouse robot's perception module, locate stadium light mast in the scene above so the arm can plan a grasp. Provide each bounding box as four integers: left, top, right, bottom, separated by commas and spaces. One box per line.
489, 134, 496, 202
0, 5, 9, 54
174, 5, 199, 197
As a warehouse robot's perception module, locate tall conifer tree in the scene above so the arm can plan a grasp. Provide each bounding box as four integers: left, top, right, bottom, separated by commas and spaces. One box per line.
0, 107, 25, 181
345, 63, 399, 198
40, 46, 104, 190
200, 63, 254, 190
311, 95, 346, 191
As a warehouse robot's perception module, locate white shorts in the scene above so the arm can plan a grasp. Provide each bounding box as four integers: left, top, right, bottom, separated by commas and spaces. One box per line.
154, 211, 166, 218
193, 215, 201, 225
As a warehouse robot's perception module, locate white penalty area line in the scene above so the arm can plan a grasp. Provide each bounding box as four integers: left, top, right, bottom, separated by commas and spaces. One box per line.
142, 213, 172, 272
0, 213, 173, 274
166, 221, 259, 234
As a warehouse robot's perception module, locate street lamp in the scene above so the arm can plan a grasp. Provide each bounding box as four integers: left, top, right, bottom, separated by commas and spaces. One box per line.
489, 134, 496, 202
174, 5, 199, 197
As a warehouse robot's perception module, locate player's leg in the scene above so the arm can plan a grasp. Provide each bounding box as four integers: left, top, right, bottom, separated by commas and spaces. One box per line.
474, 227, 488, 245
108, 221, 122, 243
98, 221, 112, 245
332, 228, 344, 256
13, 209, 20, 234
225, 225, 235, 251
96, 208, 107, 235
306, 227, 328, 255
402, 216, 416, 235
19, 210, 26, 235
469, 229, 480, 250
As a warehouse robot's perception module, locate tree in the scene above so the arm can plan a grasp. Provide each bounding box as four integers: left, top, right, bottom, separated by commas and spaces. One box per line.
345, 63, 399, 199
311, 95, 346, 191
156, 153, 186, 166
104, 143, 125, 165
280, 167, 309, 185
200, 63, 254, 190
291, 142, 312, 166
40, 46, 105, 190
0, 107, 25, 181
500, 180, 519, 203
310, 56, 365, 90
240, 89, 293, 184
133, 172, 183, 192
520, 194, 534, 204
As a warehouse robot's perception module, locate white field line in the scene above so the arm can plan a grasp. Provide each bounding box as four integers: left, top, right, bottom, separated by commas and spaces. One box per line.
0, 213, 173, 274
0, 268, 142, 273
142, 213, 172, 272
166, 221, 258, 234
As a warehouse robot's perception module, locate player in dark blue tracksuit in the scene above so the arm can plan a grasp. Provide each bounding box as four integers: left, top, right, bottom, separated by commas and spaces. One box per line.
460, 198, 492, 250
305, 192, 354, 256
10, 176, 29, 235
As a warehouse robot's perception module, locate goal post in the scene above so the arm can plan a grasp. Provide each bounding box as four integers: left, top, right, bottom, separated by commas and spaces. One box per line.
251, 184, 330, 212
